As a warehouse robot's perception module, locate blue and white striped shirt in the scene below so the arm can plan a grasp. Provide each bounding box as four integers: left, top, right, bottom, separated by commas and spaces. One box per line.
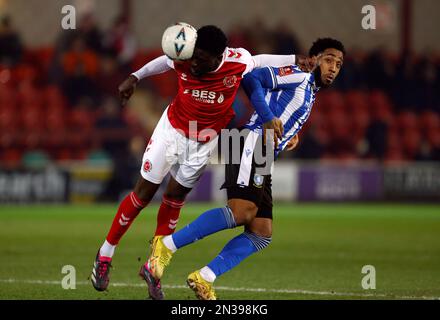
242, 65, 319, 159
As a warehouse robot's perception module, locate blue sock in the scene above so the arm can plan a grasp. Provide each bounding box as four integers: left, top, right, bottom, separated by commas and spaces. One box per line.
172, 206, 236, 249
207, 231, 272, 277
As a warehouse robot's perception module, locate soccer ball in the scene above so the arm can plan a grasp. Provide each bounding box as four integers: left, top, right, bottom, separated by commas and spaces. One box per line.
161, 22, 197, 61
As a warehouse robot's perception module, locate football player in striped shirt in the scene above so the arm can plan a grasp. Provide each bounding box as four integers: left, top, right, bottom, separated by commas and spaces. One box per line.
150, 38, 345, 300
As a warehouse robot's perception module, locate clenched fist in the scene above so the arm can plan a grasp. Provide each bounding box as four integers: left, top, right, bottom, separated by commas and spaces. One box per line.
118, 75, 139, 106
286, 134, 299, 151
263, 117, 284, 149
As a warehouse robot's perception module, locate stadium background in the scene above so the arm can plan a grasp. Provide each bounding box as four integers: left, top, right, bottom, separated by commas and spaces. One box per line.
0, 0, 439, 300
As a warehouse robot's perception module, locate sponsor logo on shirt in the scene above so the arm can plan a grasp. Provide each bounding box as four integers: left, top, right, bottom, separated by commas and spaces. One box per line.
279, 66, 294, 76
183, 89, 223, 104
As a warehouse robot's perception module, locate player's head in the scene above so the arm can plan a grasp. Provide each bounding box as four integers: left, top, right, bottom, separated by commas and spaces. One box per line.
190, 25, 227, 77
308, 38, 345, 88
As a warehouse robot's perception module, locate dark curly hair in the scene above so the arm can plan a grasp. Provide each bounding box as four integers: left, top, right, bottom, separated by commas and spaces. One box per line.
195, 25, 227, 56
309, 38, 345, 57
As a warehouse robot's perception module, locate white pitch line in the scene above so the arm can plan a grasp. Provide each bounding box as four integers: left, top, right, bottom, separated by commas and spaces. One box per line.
0, 279, 439, 300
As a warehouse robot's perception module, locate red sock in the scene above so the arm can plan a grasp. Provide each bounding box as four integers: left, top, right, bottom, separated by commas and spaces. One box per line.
106, 191, 147, 245
154, 196, 185, 236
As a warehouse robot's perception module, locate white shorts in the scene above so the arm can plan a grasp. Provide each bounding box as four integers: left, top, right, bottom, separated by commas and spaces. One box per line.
140, 107, 218, 189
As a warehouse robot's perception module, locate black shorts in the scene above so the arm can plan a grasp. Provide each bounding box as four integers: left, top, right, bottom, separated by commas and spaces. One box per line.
220, 129, 273, 219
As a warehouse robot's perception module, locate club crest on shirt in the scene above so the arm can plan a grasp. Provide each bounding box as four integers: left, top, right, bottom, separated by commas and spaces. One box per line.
253, 174, 264, 188
143, 160, 152, 172
223, 75, 237, 88
279, 66, 294, 76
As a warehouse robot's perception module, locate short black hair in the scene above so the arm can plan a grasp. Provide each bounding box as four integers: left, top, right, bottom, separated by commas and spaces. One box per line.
195, 25, 227, 56
309, 38, 345, 57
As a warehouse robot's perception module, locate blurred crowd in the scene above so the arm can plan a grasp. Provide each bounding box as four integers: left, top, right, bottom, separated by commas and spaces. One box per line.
1, 14, 439, 185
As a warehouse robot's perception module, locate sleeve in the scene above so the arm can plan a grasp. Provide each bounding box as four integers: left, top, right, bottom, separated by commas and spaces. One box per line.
252, 54, 296, 69
271, 66, 308, 89
242, 67, 276, 123
131, 55, 174, 80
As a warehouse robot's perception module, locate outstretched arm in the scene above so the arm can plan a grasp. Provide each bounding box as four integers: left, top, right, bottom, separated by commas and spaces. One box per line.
118, 55, 173, 106
252, 54, 295, 68
252, 54, 316, 72
131, 55, 173, 80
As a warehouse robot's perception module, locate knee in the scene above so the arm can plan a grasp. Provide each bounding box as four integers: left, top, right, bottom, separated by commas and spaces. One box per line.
246, 220, 272, 238
133, 177, 157, 203
133, 185, 149, 202
244, 230, 272, 251
163, 189, 187, 202
252, 227, 272, 239
163, 179, 191, 201
228, 201, 258, 226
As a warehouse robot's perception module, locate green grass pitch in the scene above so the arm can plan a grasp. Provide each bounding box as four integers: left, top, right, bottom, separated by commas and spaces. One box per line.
0, 203, 439, 300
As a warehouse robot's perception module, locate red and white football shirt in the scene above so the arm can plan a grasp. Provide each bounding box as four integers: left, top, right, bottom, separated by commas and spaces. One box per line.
167, 47, 256, 142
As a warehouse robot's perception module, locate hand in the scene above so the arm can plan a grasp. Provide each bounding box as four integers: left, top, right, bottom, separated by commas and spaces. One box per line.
118, 75, 138, 106
263, 117, 284, 149
285, 134, 299, 151
295, 54, 321, 73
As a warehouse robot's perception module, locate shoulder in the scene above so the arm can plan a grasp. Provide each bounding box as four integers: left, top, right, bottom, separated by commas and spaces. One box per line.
224, 47, 258, 76
272, 65, 310, 86
224, 47, 253, 65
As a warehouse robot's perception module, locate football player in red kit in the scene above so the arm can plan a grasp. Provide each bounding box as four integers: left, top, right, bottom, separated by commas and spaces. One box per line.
91, 24, 309, 299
